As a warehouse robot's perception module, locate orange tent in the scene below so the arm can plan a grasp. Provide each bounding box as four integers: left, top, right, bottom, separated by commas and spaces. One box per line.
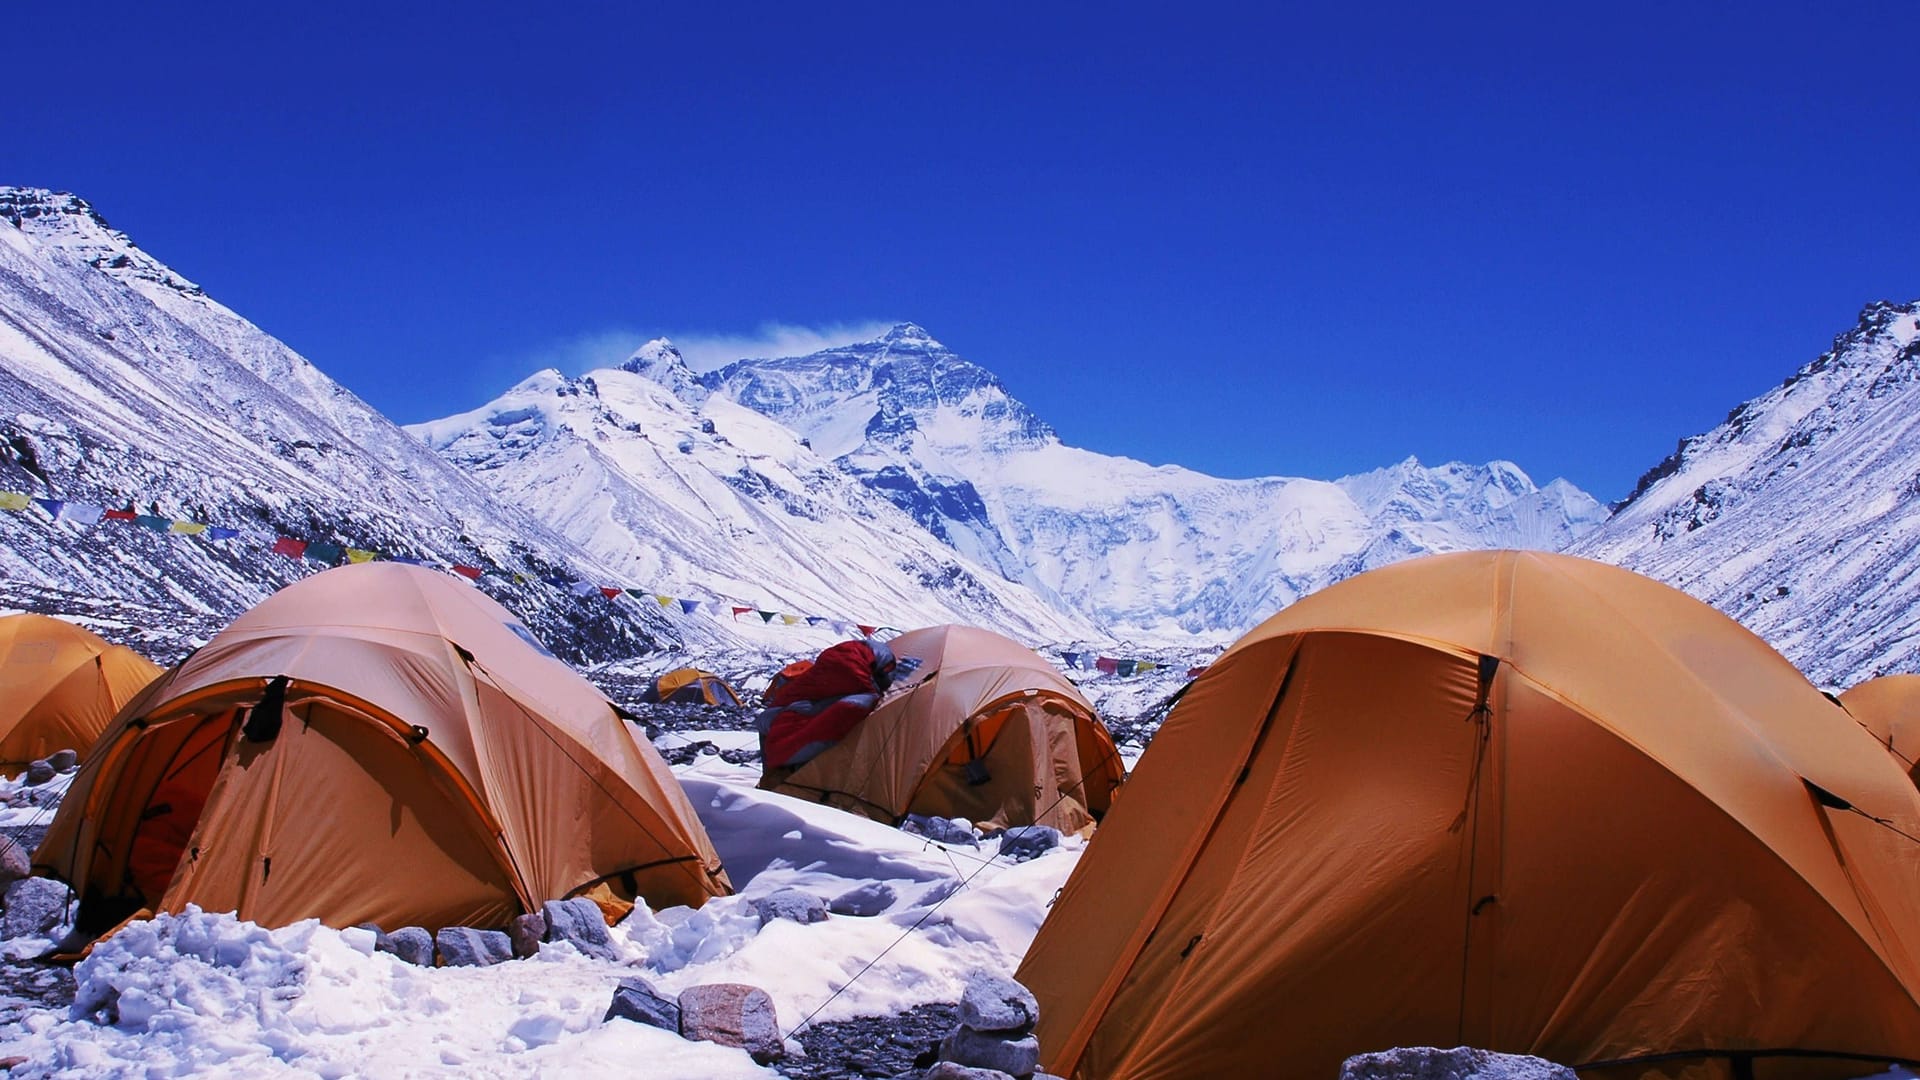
36, 562, 729, 936
1842, 675, 1920, 786
761, 625, 1123, 833
0, 614, 160, 776
640, 668, 743, 707
1019, 551, 1920, 1080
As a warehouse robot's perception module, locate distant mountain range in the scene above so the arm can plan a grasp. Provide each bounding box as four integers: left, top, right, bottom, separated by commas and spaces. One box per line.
5, 184, 1915, 692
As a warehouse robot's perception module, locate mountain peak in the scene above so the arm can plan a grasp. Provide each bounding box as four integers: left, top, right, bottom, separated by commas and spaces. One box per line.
0, 187, 204, 298
879, 322, 937, 346
620, 337, 705, 403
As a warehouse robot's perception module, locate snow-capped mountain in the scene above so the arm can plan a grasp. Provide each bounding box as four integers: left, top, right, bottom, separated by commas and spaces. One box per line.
1573, 299, 1920, 687
0, 187, 690, 662
406, 341, 1098, 645
703, 324, 1609, 638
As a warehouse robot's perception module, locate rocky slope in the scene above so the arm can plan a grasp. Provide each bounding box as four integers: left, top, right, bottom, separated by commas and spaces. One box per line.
1573, 299, 1920, 687
0, 187, 692, 662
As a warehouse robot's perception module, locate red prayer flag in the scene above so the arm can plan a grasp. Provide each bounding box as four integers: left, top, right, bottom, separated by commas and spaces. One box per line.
272, 537, 307, 557
451, 564, 483, 580
731, 606, 754, 619
600, 586, 623, 599
856, 624, 878, 637
104, 509, 138, 521
1186, 666, 1210, 678
1095, 657, 1119, 674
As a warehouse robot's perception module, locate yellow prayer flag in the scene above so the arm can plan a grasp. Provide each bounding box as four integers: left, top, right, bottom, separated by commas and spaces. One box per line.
781, 614, 802, 625
346, 549, 376, 564
0, 492, 28, 511
655, 595, 675, 607
170, 522, 208, 535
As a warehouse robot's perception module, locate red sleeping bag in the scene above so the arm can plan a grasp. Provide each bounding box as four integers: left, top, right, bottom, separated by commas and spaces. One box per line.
761, 640, 890, 769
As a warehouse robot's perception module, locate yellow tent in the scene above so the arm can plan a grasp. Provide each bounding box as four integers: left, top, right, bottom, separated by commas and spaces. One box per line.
0, 614, 160, 776
761, 625, 1123, 833
36, 562, 729, 936
1019, 551, 1920, 1079
641, 668, 743, 707
1841, 675, 1920, 786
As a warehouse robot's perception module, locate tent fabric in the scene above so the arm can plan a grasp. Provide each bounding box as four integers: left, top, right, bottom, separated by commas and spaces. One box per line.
760, 625, 1124, 833
1841, 675, 1920, 785
1018, 551, 1920, 1080
35, 562, 729, 934
640, 668, 743, 708
0, 615, 162, 776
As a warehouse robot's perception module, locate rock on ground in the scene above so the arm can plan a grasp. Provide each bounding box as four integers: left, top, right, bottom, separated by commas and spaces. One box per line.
434, 927, 513, 967
753, 887, 829, 926
1341, 1047, 1578, 1080
379, 926, 434, 966
958, 972, 1037, 1035
509, 912, 545, 959
996, 826, 1060, 863
777, 1002, 959, 1080
939, 1026, 1039, 1076
922, 1064, 1014, 1080
604, 975, 680, 1032
543, 897, 618, 960
3, 878, 71, 940
680, 982, 784, 1064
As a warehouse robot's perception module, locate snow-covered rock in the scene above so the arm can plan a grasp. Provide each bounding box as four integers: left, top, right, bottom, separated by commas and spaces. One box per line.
1341, 1046, 1577, 1080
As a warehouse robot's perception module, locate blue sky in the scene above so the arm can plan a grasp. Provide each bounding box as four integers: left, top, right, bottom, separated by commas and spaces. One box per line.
12, 3, 1918, 499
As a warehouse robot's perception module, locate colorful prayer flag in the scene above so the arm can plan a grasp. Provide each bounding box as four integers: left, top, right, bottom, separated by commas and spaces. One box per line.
170, 522, 207, 535
806, 616, 827, 626
601, 586, 623, 599
31, 498, 62, 519
857, 624, 877, 637
679, 599, 701, 614
655, 595, 675, 607
731, 606, 753, 619
1135, 661, 1157, 673
1186, 666, 1209, 678
1095, 657, 1119, 675
781, 614, 801, 625
65, 504, 105, 526
1116, 660, 1137, 677
272, 537, 307, 557
388, 556, 426, 565
543, 575, 572, 587
1061, 651, 1082, 668
306, 543, 344, 564
208, 527, 240, 540
0, 492, 28, 511
346, 549, 376, 564
451, 564, 483, 580
135, 515, 171, 532
759, 611, 777, 623
104, 509, 137, 521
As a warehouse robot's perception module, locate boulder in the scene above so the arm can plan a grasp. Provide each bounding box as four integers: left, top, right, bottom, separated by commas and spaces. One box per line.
380, 926, 434, 966
604, 975, 680, 1032
940, 1027, 1039, 1077
2, 877, 70, 939
923, 1064, 1015, 1080
679, 982, 783, 1063
959, 972, 1038, 1035
46, 750, 78, 773
542, 897, 617, 960
0, 840, 30, 890
22, 761, 54, 787
828, 881, 897, 917
434, 926, 512, 967
1340, 1047, 1579, 1080
903, 814, 978, 847
751, 887, 828, 927
509, 912, 546, 959
997, 826, 1060, 863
